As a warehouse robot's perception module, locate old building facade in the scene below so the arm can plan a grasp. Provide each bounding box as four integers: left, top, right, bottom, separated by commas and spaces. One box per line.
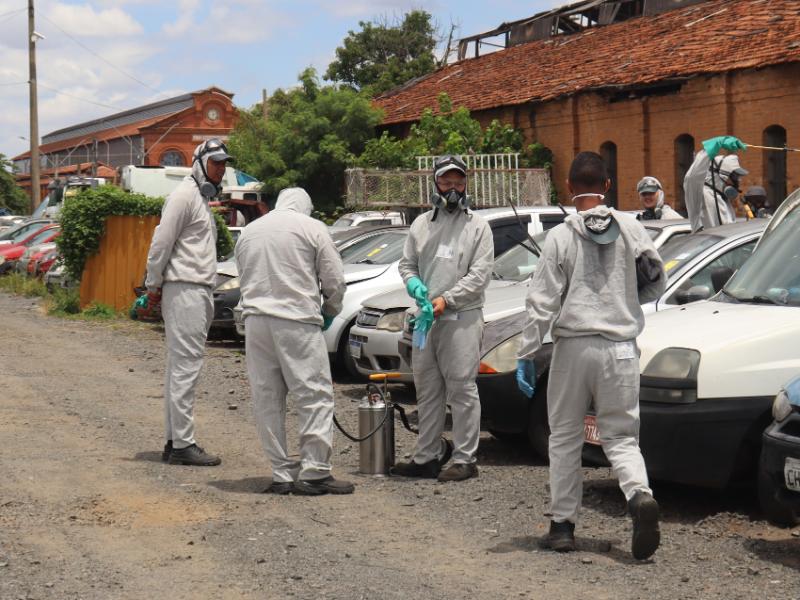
376, 0, 800, 212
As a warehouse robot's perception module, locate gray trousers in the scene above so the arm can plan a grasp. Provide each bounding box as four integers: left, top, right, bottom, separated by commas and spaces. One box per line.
161, 282, 213, 449
548, 335, 652, 523
411, 308, 483, 465
245, 315, 334, 482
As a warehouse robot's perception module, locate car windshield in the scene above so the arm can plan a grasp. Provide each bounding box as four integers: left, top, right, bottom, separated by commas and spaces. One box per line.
331, 217, 354, 229
722, 207, 800, 306
492, 231, 548, 281
658, 233, 723, 276
340, 231, 407, 265
0, 222, 42, 242
26, 227, 58, 246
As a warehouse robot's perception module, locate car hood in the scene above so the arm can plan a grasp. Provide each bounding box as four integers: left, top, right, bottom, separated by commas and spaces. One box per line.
217, 259, 238, 278
482, 281, 529, 322
360, 278, 520, 311
638, 300, 800, 399
344, 262, 392, 285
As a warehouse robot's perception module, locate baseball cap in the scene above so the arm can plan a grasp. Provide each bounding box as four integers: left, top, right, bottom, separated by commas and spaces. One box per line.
637, 176, 662, 194
195, 138, 235, 163
744, 185, 767, 198
433, 155, 467, 179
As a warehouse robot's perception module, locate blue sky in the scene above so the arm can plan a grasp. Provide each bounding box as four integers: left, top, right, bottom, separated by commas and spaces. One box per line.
1, 0, 561, 160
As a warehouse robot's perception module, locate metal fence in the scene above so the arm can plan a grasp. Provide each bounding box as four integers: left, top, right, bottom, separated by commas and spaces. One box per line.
345, 153, 551, 209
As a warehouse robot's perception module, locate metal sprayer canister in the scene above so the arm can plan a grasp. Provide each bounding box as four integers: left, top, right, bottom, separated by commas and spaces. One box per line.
358, 396, 395, 476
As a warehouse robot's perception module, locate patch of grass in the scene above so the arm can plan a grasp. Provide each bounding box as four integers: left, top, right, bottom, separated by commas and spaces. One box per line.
80, 302, 117, 320
0, 272, 47, 297
46, 287, 81, 316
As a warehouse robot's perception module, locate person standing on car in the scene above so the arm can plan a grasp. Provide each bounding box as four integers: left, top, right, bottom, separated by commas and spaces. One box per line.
742, 186, 771, 219
393, 155, 494, 482
235, 187, 353, 496
516, 151, 666, 559
145, 139, 233, 466
635, 176, 682, 221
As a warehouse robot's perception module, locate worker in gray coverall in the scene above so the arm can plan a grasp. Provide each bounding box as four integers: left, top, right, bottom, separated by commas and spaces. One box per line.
235, 188, 353, 496
393, 155, 494, 483
516, 151, 666, 559
145, 139, 232, 466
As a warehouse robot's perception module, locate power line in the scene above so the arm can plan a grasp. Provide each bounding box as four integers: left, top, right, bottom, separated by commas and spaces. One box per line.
0, 7, 25, 23
37, 82, 124, 111
0, 81, 27, 87
38, 11, 164, 97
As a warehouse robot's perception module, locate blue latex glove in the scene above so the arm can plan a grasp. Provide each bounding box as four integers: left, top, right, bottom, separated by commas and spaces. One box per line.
321, 313, 335, 331
410, 301, 434, 350
406, 276, 428, 305
516, 359, 536, 399
702, 136, 747, 159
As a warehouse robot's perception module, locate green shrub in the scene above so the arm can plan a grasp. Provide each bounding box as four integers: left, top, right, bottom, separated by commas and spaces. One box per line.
81, 302, 117, 319
57, 185, 233, 281
47, 287, 80, 315
0, 273, 47, 297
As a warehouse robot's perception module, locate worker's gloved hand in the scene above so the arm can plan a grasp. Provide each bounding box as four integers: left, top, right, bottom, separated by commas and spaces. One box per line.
405, 276, 428, 305
321, 312, 335, 331
410, 301, 434, 350
131, 289, 162, 321
702, 136, 747, 159
635, 254, 663, 290
516, 359, 536, 399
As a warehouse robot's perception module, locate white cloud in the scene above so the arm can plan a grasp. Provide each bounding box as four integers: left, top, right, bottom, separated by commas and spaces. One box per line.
162, 0, 199, 36
47, 2, 144, 37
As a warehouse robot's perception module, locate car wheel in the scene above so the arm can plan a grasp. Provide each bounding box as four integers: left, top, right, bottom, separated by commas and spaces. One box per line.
488, 429, 525, 443
336, 320, 361, 379
527, 375, 550, 461
757, 451, 799, 527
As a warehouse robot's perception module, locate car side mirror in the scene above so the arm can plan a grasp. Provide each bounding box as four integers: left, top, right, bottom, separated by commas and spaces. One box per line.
710, 266, 735, 293
676, 285, 712, 305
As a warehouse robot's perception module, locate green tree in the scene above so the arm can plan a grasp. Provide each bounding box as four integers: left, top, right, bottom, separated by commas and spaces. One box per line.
0, 154, 29, 214
325, 10, 438, 95
227, 69, 383, 212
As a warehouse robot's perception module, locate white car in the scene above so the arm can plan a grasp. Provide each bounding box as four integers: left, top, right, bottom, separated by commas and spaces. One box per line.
329, 211, 406, 230
613, 190, 800, 488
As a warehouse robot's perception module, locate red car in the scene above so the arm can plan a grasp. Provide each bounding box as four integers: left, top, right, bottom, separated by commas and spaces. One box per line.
34, 248, 59, 277
0, 225, 60, 275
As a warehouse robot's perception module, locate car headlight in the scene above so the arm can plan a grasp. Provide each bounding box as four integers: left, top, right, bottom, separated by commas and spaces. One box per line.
773, 390, 792, 423
376, 310, 406, 332
479, 333, 522, 374
215, 276, 240, 292
640, 348, 700, 404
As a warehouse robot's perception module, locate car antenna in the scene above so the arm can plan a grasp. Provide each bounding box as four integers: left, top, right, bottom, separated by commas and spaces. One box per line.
508, 200, 542, 255
557, 203, 568, 216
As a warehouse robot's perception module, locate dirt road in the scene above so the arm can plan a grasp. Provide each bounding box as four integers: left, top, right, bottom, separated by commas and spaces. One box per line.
0, 291, 798, 600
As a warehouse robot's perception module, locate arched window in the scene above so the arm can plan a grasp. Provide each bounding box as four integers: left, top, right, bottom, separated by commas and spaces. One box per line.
674, 134, 695, 213
763, 125, 787, 209
160, 150, 185, 167
599, 141, 618, 208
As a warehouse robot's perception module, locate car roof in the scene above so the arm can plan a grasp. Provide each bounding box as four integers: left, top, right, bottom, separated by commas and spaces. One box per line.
475, 206, 575, 220
699, 219, 767, 238
331, 224, 408, 246
642, 218, 690, 230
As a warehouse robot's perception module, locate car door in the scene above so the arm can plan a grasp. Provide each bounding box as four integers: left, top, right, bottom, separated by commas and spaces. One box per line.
656, 236, 759, 310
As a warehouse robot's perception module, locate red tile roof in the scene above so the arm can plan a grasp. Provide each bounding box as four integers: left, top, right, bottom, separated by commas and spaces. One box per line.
375, 0, 800, 125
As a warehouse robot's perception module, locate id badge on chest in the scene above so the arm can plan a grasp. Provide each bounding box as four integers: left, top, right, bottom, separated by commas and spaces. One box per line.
435, 244, 454, 259
615, 341, 636, 360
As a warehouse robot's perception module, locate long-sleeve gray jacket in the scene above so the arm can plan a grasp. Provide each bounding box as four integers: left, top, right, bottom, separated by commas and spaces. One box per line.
399, 207, 494, 314
518, 207, 666, 359
235, 188, 345, 325
145, 177, 218, 291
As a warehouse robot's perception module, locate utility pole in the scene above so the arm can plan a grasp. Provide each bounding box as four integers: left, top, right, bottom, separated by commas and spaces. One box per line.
91, 138, 98, 177
262, 88, 269, 121
28, 0, 41, 212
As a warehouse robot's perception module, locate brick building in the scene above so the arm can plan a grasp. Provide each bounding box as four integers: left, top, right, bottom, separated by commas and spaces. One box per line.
13, 87, 237, 202
375, 0, 800, 212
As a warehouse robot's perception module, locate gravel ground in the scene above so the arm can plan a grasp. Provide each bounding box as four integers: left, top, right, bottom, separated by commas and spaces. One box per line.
0, 290, 798, 600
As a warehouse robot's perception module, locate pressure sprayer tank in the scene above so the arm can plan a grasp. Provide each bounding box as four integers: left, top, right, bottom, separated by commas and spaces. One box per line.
358, 379, 397, 476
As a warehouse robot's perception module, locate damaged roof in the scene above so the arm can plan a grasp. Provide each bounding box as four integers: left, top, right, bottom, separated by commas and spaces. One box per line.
375, 0, 800, 125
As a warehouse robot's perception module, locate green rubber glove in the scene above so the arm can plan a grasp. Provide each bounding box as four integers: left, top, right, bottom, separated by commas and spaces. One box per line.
405, 276, 428, 305
702, 136, 747, 159
410, 300, 434, 350
322, 312, 335, 331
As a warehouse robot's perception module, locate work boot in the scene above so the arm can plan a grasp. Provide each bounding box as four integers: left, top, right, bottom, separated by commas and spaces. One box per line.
544, 520, 576, 552
392, 438, 453, 478
293, 476, 355, 496
437, 462, 478, 482
167, 444, 221, 466
161, 440, 173, 463
629, 491, 660, 560
263, 481, 294, 495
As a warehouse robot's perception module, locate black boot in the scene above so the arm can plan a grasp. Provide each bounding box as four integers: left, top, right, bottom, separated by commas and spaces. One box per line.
161, 440, 173, 463
293, 477, 354, 496
629, 491, 660, 560
544, 520, 576, 552
167, 444, 221, 466
392, 438, 453, 478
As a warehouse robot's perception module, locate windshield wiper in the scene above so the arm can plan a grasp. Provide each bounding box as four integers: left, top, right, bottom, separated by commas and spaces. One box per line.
492, 270, 504, 280
357, 259, 376, 264
724, 291, 780, 305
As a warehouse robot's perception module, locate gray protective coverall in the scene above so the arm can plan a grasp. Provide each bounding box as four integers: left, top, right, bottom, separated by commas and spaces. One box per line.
518, 206, 666, 523
684, 150, 738, 232
399, 208, 494, 465
145, 161, 218, 449
235, 188, 345, 483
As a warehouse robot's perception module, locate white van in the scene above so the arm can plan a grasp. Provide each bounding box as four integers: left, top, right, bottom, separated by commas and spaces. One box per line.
630, 189, 800, 488
120, 165, 239, 198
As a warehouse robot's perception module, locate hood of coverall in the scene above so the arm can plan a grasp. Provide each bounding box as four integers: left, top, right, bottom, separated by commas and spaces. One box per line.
565, 204, 621, 245
705, 154, 748, 194
191, 140, 232, 198
274, 187, 313, 216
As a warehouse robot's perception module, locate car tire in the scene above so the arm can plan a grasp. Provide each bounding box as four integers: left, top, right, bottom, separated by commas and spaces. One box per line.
527, 375, 550, 461
757, 452, 799, 527
336, 320, 361, 379
488, 429, 525, 443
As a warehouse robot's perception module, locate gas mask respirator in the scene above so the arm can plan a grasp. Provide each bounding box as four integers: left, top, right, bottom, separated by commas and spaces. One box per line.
431, 187, 471, 212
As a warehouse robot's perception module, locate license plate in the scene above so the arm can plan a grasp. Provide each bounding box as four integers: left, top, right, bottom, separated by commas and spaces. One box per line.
584, 415, 601, 446
785, 456, 800, 492
348, 340, 362, 359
